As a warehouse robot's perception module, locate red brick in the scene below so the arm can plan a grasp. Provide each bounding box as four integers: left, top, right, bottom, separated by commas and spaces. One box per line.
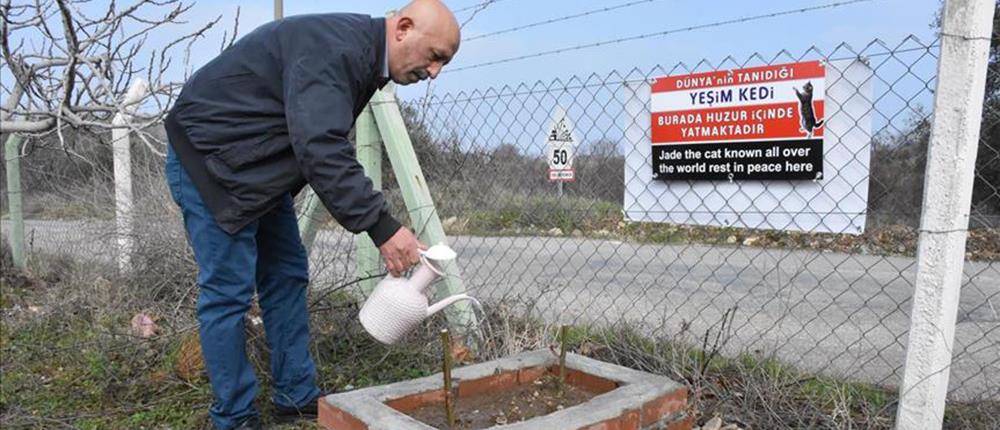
562, 368, 619, 394
640, 386, 688, 427
457, 370, 519, 398
384, 389, 445, 413
620, 408, 641, 429
318, 398, 368, 430
517, 366, 549, 384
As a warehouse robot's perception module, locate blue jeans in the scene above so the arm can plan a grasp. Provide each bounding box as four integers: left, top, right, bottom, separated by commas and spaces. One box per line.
166, 145, 320, 430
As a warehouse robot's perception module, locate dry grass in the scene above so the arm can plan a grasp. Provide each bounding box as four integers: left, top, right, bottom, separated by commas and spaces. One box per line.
3, 242, 998, 429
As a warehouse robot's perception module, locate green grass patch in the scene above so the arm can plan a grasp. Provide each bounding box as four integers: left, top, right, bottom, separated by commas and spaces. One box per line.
444, 193, 998, 261
0, 320, 213, 429
463, 193, 621, 234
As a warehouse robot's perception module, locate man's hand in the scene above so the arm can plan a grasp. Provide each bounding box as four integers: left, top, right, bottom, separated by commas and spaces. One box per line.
379, 227, 425, 277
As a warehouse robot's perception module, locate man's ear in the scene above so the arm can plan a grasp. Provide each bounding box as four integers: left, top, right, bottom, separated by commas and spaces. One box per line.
395, 16, 414, 41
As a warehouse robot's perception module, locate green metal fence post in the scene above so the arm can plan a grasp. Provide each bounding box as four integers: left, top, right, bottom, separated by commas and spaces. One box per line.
3, 134, 26, 269
355, 105, 383, 295
369, 84, 478, 336
297, 187, 323, 253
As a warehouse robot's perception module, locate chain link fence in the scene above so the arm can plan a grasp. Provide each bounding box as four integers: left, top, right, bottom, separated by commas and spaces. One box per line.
379, 35, 998, 404
2, 33, 998, 428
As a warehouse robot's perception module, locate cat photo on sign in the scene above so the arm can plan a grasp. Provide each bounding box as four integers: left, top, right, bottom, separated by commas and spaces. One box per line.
794, 81, 825, 138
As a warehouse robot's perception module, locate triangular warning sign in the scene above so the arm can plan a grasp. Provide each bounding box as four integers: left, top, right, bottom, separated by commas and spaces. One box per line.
549, 117, 572, 142
545, 106, 577, 144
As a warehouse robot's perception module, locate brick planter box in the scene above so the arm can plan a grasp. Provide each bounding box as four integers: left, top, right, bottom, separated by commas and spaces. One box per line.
319, 349, 690, 430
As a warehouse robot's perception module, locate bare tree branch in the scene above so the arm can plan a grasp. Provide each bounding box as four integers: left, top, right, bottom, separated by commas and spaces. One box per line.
219, 5, 239, 52
0, 0, 234, 156
3, 118, 57, 133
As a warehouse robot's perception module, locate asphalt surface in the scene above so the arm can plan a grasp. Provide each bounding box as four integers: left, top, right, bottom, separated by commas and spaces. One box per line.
6, 219, 997, 400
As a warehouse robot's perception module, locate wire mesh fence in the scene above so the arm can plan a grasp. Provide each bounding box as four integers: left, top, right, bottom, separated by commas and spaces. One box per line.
2, 33, 998, 428
378, 35, 998, 404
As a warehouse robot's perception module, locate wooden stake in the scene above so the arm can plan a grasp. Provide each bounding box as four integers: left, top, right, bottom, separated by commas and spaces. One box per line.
559, 325, 568, 393
441, 329, 455, 428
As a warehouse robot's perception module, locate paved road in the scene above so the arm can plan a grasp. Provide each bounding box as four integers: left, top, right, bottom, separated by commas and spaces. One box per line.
7, 219, 998, 400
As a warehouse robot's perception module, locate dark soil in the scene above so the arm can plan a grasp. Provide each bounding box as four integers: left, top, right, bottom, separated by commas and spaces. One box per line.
406, 375, 597, 429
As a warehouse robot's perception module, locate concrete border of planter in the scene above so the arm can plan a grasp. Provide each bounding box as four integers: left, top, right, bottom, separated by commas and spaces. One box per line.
319, 349, 691, 430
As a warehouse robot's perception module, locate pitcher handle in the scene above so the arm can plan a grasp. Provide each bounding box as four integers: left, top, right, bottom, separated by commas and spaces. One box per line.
419, 250, 448, 277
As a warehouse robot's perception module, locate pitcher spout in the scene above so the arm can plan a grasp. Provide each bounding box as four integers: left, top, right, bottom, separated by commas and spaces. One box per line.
426, 293, 473, 317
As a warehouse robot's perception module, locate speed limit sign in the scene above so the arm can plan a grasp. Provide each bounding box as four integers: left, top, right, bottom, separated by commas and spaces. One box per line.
545, 106, 576, 182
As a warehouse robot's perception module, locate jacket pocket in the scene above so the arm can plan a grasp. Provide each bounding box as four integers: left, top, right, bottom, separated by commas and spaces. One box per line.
205, 132, 280, 173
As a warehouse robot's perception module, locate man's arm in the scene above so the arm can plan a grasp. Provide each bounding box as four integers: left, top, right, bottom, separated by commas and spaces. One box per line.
283, 54, 423, 275
284, 54, 399, 242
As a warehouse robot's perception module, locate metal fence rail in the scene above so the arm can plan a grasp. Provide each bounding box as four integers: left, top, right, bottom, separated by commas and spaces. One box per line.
387, 36, 998, 402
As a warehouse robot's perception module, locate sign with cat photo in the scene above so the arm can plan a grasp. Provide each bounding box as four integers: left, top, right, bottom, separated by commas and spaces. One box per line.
649, 61, 826, 181
624, 59, 873, 234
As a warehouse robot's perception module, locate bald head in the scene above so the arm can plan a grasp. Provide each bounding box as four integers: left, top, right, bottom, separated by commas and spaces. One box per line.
385, 0, 461, 85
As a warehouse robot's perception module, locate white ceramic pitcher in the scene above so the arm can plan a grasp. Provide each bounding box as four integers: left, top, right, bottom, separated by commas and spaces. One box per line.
359, 244, 472, 345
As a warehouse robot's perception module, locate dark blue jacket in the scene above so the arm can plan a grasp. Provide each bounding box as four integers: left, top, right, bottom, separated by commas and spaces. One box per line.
166, 13, 400, 246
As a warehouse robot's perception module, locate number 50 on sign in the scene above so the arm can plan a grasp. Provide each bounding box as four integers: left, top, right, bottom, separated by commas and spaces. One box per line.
546, 106, 576, 182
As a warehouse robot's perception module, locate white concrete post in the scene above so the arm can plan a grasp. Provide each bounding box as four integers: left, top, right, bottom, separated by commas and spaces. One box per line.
896, 1, 994, 428
111, 79, 148, 273
3, 134, 26, 269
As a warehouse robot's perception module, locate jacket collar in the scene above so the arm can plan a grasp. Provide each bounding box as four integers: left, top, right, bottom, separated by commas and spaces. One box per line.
373, 17, 390, 89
